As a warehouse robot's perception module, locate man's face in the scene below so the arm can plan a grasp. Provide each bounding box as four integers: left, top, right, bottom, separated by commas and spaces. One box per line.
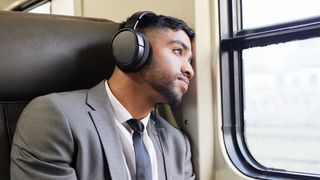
139, 28, 194, 107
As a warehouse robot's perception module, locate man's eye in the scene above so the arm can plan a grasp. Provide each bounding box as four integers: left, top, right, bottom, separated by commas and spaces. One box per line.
173, 48, 183, 56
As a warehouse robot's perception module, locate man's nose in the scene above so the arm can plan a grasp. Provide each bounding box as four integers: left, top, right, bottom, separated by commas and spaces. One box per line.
181, 62, 194, 80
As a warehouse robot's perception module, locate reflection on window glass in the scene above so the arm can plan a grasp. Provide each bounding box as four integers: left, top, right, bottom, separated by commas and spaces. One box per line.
242, 0, 320, 29
243, 38, 320, 174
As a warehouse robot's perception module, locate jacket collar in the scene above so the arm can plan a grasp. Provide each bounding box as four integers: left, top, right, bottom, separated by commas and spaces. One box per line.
86, 81, 171, 180
148, 112, 171, 180
86, 80, 129, 180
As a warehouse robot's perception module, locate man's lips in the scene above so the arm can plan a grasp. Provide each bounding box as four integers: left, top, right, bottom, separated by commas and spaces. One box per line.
178, 76, 189, 88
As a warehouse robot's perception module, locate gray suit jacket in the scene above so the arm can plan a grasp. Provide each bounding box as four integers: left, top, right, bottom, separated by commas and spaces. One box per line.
11, 81, 195, 180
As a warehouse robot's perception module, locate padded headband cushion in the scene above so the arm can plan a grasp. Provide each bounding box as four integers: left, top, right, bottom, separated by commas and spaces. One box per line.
124, 11, 156, 29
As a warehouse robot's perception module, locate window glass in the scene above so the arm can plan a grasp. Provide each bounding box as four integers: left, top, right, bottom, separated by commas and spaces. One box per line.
243, 37, 320, 174
28, 2, 51, 14
51, 0, 74, 16
242, 0, 320, 29
27, 0, 74, 16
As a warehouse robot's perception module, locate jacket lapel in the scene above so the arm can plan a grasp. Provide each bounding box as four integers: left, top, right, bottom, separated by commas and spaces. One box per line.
148, 115, 171, 180
86, 81, 128, 180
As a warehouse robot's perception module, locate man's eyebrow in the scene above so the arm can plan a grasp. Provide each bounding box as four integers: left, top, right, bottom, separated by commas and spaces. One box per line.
169, 40, 190, 51
169, 40, 193, 63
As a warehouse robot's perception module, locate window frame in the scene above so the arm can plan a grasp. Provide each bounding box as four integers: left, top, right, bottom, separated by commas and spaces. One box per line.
219, 0, 320, 179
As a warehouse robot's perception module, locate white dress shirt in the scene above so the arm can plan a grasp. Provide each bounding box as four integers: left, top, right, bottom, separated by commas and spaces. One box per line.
105, 81, 158, 180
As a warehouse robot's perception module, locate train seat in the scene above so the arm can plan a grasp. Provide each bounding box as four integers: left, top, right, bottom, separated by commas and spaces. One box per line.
0, 11, 119, 180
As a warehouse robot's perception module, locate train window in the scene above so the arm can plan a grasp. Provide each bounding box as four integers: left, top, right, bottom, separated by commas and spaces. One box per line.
50, 0, 74, 16
9, 0, 74, 16
243, 38, 320, 174
220, 0, 320, 179
28, 1, 51, 14
242, 0, 320, 29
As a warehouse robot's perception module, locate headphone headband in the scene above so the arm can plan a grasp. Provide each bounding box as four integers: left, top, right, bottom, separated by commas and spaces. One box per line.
124, 11, 156, 30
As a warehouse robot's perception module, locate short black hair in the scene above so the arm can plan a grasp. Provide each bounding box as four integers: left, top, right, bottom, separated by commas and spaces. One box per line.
120, 13, 195, 40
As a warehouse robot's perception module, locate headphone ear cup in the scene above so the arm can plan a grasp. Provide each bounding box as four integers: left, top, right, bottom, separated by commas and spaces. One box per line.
133, 32, 150, 71
111, 28, 150, 72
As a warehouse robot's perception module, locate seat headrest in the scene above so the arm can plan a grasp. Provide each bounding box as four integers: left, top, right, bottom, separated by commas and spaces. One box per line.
0, 11, 120, 101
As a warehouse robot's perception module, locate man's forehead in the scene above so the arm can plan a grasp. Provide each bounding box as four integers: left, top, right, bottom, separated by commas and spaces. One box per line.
145, 28, 191, 44
145, 28, 193, 59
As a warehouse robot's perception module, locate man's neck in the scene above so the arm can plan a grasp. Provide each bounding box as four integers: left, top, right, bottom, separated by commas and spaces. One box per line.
108, 72, 156, 120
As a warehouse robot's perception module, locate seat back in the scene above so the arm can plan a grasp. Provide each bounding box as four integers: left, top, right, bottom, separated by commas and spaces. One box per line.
0, 11, 119, 179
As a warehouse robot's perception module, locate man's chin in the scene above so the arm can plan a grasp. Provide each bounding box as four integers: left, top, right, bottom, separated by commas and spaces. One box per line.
153, 84, 184, 108
167, 95, 183, 108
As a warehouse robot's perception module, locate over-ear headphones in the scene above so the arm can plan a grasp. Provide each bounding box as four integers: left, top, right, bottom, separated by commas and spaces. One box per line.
111, 11, 156, 72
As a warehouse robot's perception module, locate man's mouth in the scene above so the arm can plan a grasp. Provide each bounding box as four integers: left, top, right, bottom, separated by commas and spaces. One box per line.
177, 76, 189, 89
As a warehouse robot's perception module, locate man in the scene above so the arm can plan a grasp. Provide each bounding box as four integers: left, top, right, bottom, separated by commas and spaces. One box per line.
11, 11, 195, 180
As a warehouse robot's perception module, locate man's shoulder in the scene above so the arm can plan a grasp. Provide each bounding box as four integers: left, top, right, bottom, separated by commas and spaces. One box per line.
150, 112, 192, 155
45, 88, 88, 100
23, 89, 90, 117
33, 80, 106, 106
151, 112, 187, 138
32, 89, 88, 104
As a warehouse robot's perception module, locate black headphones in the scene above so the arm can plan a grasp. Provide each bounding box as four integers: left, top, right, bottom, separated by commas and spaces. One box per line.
111, 11, 156, 72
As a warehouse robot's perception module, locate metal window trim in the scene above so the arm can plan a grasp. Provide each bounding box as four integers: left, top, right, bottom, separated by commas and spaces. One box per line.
222, 16, 320, 51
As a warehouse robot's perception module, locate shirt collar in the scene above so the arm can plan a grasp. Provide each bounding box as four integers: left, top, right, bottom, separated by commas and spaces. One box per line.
105, 81, 150, 127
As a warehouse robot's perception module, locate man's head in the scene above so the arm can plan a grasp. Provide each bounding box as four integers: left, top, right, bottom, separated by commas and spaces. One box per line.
111, 11, 195, 107
112, 11, 194, 72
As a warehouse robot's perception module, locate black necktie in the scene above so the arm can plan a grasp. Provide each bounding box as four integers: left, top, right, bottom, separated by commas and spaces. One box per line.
127, 119, 152, 180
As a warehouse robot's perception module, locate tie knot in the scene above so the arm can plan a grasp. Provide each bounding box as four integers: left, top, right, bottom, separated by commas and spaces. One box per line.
127, 119, 144, 132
